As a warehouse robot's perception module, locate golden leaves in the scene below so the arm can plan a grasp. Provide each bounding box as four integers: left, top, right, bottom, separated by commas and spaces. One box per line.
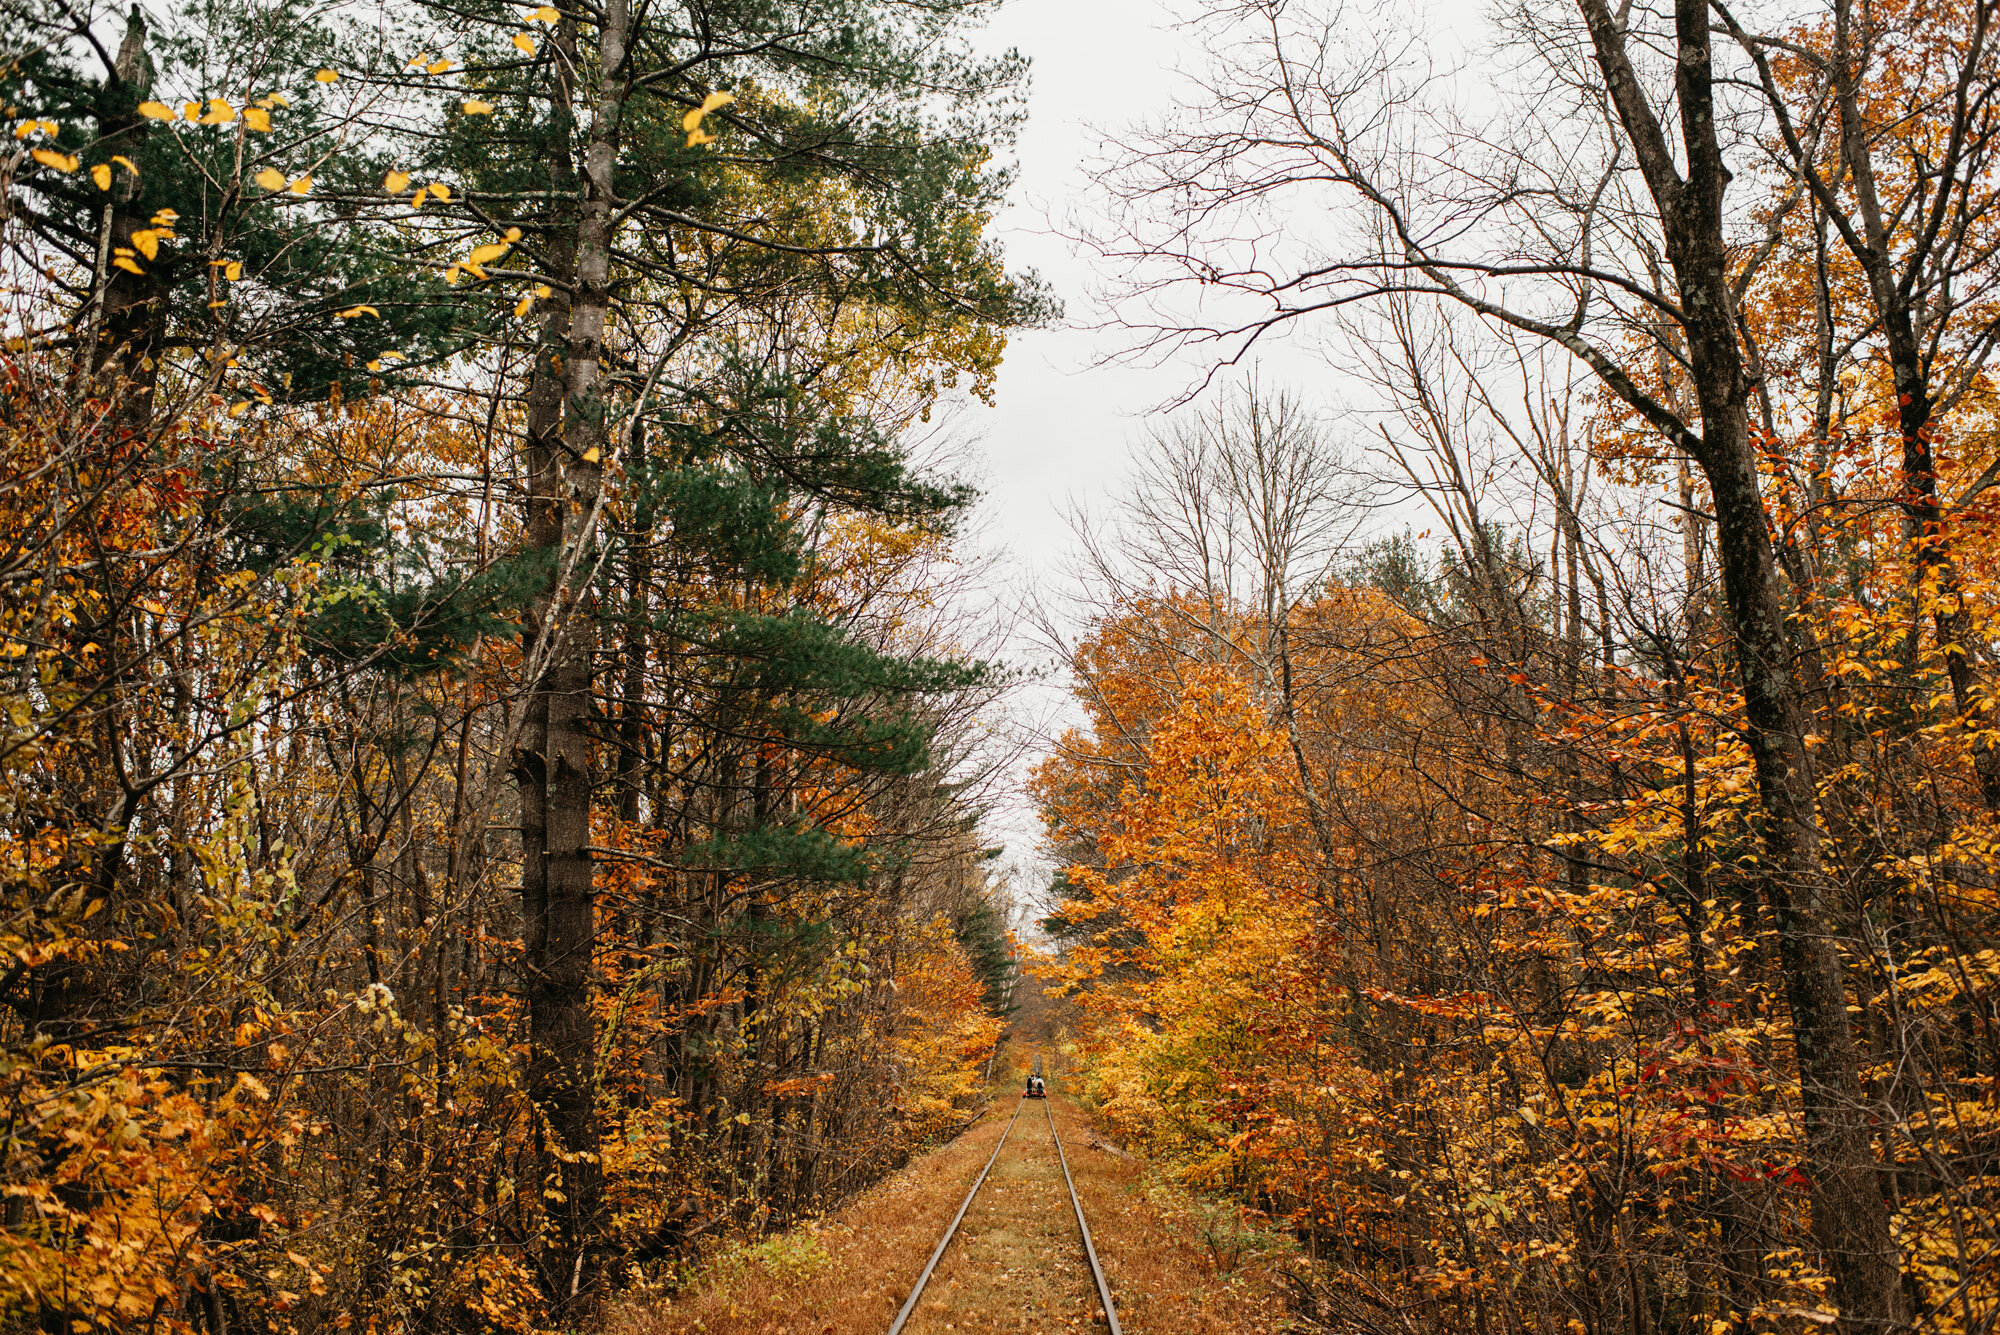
683, 90, 734, 146
512, 283, 551, 317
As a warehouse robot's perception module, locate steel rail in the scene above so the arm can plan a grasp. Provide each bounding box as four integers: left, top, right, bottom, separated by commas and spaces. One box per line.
882, 1067, 1122, 1335
1042, 1094, 1124, 1335
884, 1094, 1028, 1335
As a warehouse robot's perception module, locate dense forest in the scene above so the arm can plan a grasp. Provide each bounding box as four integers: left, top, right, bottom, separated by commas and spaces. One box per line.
6, 0, 2000, 1332
0, 0, 1032, 1328
1032, 2, 2000, 1333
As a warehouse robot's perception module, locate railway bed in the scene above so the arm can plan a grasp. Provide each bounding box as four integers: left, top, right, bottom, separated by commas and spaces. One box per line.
885, 1076, 1122, 1335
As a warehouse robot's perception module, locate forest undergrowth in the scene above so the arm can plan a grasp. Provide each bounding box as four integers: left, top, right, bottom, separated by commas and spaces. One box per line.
0, 0, 1036, 1329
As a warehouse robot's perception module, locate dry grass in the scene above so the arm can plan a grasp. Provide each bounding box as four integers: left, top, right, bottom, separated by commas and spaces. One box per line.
602, 1086, 1287, 1335
1040, 1097, 1287, 1335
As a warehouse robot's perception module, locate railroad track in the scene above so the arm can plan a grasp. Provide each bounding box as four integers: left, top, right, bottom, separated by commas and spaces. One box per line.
885, 1071, 1122, 1335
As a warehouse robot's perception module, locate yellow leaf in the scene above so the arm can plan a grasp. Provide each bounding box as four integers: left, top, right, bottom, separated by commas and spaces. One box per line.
112, 256, 144, 274
199, 98, 236, 124
242, 106, 272, 132
685, 127, 714, 146
505, 226, 523, 241
254, 167, 287, 191
513, 294, 534, 316
314, 68, 339, 83
525, 4, 559, 19
682, 89, 734, 133
137, 100, 174, 120
131, 230, 160, 260
337, 305, 380, 318
513, 31, 537, 53
462, 260, 488, 281
468, 241, 509, 265
90, 163, 111, 190
9, 123, 29, 139
383, 170, 411, 193
267, 91, 291, 108
366, 359, 382, 371
151, 207, 178, 226
429, 182, 451, 201
462, 99, 495, 115
444, 265, 460, 284
224, 260, 242, 280
290, 174, 311, 194
181, 101, 201, 121
426, 59, 452, 75
111, 154, 136, 172
29, 148, 78, 172
228, 401, 250, 417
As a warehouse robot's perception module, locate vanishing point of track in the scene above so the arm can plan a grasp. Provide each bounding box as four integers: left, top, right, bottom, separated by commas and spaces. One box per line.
884, 1083, 1123, 1335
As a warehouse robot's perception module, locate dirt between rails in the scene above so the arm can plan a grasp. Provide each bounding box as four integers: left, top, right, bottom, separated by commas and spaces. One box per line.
605, 1093, 1286, 1335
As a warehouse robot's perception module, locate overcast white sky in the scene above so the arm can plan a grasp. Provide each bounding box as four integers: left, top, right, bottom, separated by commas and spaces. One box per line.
961, 0, 1479, 574
967, 0, 1197, 573
933, 0, 1498, 899
960, 0, 1333, 898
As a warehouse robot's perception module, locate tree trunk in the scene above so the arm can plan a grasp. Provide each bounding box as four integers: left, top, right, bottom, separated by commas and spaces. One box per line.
86, 9, 165, 430
513, 4, 606, 1301
1575, 0, 1906, 1324
1825, 0, 2000, 809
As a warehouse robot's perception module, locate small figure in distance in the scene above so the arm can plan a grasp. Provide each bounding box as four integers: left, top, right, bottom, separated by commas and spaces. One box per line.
1026, 1074, 1046, 1099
